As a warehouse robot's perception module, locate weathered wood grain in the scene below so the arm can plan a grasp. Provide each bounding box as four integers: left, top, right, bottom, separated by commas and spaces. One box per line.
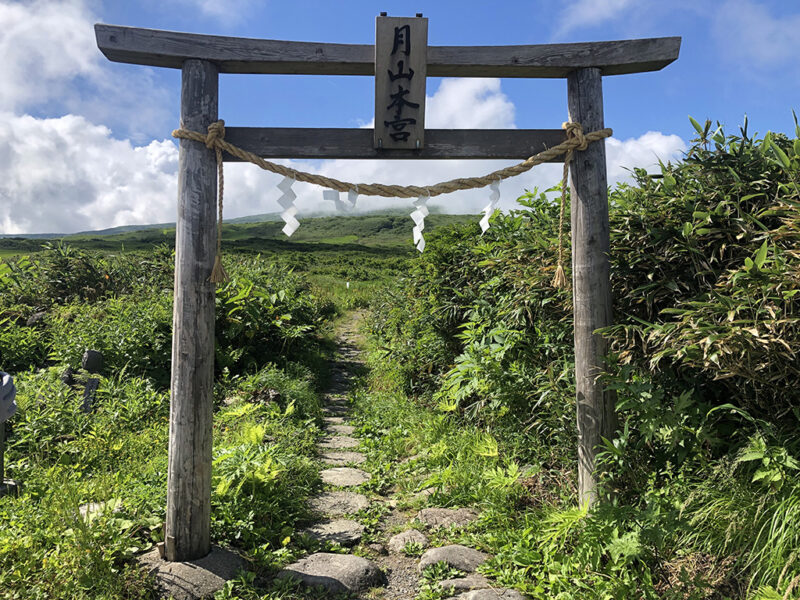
165, 59, 218, 562
95, 24, 680, 77
567, 68, 616, 506
374, 15, 427, 149
222, 128, 568, 160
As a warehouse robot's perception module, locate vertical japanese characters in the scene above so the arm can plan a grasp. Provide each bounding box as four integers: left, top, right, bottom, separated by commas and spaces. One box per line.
374, 16, 427, 150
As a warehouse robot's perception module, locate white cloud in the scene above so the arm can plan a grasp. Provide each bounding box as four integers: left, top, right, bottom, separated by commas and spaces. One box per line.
176, 0, 259, 26
555, 0, 642, 36
712, 1, 800, 71
0, 78, 686, 236
0, 113, 178, 234
0, 0, 171, 141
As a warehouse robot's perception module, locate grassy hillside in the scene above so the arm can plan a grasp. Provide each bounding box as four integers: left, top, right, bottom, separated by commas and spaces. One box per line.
0, 213, 475, 258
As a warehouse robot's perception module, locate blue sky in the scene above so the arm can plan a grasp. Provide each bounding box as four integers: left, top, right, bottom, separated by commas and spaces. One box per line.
1, 0, 798, 234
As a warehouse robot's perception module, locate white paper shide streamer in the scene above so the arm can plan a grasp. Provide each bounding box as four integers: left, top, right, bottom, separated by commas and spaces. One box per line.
410, 194, 429, 253
324, 188, 358, 212
277, 176, 300, 237
479, 180, 501, 233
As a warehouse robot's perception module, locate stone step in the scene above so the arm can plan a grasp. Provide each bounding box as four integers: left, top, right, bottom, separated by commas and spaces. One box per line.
323, 416, 346, 425
301, 518, 364, 546
278, 552, 385, 594
309, 491, 369, 516
453, 589, 526, 599
319, 451, 366, 466
418, 545, 488, 573
417, 507, 479, 529
327, 424, 355, 436
321, 467, 370, 487
318, 435, 359, 449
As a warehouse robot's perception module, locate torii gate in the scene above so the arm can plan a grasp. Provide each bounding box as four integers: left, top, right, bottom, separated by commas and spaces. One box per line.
95, 16, 680, 562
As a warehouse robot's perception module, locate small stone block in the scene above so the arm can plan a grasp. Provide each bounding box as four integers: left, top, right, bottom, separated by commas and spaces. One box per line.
81, 349, 104, 373
387, 529, 429, 554
453, 589, 526, 599
0, 480, 20, 498
309, 491, 369, 516
419, 545, 488, 573
318, 436, 359, 449
278, 552, 385, 594
319, 451, 366, 466
321, 467, 370, 487
137, 545, 247, 600
417, 507, 479, 529
440, 573, 492, 592
327, 424, 355, 435
302, 518, 364, 546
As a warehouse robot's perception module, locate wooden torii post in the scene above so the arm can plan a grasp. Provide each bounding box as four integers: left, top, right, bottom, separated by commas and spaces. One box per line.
95, 18, 680, 561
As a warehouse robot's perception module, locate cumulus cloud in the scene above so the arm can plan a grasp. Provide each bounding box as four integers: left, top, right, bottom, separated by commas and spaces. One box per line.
0, 113, 178, 234
0, 78, 686, 235
554, 0, 643, 36
0, 0, 171, 141
712, 1, 800, 71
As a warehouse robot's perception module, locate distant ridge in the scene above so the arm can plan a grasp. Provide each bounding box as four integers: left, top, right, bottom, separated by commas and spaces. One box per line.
0, 206, 450, 239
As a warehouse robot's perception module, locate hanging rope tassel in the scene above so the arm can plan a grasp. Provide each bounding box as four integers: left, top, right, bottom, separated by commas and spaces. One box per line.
552, 122, 589, 290
205, 120, 229, 283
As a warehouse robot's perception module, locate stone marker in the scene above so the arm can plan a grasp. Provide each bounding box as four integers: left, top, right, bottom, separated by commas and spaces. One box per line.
302, 518, 364, 546
440, 574, 492, 592
417, 507, 479, 529
309, 491, 369, 516
327, 424, 355, 436
318, 436, 359, 449
138, 545, 246, 600
387, 529, 429, 554
319, 451, 366, 466
418, 545, 488, 573
278, 552, 385, 594
320, 467, 370, 487
81, 349, 104, 373
453, 589, 526, 599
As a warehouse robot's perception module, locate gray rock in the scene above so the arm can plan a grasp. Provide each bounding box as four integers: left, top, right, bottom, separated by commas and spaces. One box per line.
318, 436, 359, 449
278, 552, 385, 594
387, 529, 429, 554
327, 424, 355, 435
319, 451, 366, 466
309, 491, 369, 516
440, 574, 492, 592
453, 589, 526, 599
78, 499, 122, 521
368, 543, 388, 555
417, 507, 479, 529
418, 545, 488, 573
81, 349, 103, 374
302, 518, 364, 546
321, 467, 370, 487
137, 546, 247, 600
26, 311, 46, 326
323, 405, 350, 416
323, 416, 345, 425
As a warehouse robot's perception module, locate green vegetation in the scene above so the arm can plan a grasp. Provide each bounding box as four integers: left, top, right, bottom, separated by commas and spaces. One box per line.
1, 119, 799, 599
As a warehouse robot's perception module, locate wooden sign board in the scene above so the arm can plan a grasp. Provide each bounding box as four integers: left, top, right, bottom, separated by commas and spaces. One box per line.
374, 15, 428, 150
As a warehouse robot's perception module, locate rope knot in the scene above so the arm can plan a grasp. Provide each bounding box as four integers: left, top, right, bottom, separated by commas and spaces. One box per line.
206, 120, 225, 149
563, 121, 588, 151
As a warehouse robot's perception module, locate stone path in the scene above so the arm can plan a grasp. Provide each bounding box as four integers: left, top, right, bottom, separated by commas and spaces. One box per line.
277, 312, 526, 599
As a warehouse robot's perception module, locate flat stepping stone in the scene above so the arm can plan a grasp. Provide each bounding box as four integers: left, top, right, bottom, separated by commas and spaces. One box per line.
309, 491, 369, 516
453, 589, 526, 599
302, 519, 364, 546
323, 405, 350, 416
278, 552, 385, 594
323, 416, 345, 425
318, 436, 359, 449
138, 545, 246, 600
417, 507, 479, 529
321, 467, 370, 487
440, 574, 493, 592
419, 545, 488, 573
387, 529, 429, 554
327, 424, 355, 435
319, 451, 366, 466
